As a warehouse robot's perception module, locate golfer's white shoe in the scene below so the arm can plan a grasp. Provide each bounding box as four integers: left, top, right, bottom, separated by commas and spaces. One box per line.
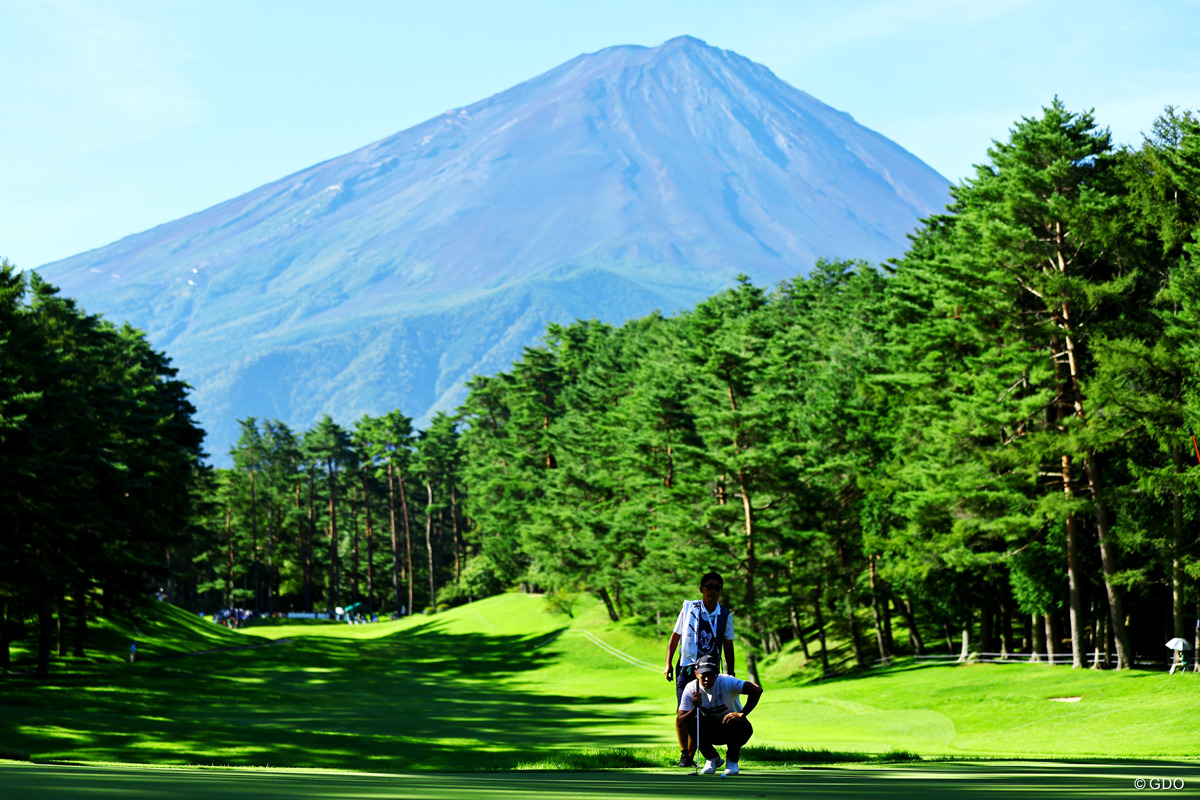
700, 759, 718, 775
712, 755, 725, 771
724, 762, 739, 776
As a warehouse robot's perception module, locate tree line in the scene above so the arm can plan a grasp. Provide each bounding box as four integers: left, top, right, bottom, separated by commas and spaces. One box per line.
177, 410, 473, 620
454, 100, 1200, 672
0, 265, 205, 677
5, 100, 1200, 677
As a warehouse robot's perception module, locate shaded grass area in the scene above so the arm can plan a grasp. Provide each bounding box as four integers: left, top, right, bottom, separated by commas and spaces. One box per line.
5, 592, 1200, 773
8, 601, 263, 667
515, 745, 921, 770
0, 595, 664, 770
4, 759, 1198, 799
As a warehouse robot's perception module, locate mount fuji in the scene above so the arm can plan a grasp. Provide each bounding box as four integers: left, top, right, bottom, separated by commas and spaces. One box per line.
38, 36, 950, 462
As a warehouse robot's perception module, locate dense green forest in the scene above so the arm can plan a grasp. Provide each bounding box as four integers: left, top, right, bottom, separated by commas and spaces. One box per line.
0, 266, 205, 677
5, 101, 1200, 678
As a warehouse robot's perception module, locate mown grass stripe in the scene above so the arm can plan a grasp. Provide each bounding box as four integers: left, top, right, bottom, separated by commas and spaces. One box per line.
572, 631, 661, 672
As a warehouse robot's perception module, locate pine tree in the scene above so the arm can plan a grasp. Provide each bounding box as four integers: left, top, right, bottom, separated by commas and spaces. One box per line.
892, 99, 1134, 667
355, 410, 416, 615
303, 415, 353, 612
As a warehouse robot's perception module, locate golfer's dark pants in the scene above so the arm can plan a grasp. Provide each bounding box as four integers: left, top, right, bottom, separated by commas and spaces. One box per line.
696, 714, 752, 760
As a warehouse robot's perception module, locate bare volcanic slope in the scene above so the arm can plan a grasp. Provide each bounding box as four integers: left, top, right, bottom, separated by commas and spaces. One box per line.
39, 36, 949, 461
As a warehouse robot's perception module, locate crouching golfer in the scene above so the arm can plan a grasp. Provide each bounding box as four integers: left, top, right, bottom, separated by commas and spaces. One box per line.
678, 655, 762, 775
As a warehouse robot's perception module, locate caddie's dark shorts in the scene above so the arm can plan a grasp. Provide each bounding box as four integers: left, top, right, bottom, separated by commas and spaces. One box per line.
675, 664, 696, 707
696, 714, 753, 759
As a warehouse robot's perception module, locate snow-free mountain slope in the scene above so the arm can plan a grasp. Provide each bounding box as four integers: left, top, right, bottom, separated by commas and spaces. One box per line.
39, 36, 949, 461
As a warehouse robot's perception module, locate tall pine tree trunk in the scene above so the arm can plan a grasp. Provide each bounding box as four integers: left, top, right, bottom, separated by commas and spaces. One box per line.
424, 479, 436, 610
845, 592, 864, 667
165, 547, 174, 604
599, 587, 619, 622
450, 483, 461, 582
869, 557, 890, 663
363, 473, 375, 614
739, 474, 757, 617
1045, 613, 1058, 665
224, 504, 234, 610
306, 473, 316, 613
73, 580, 87, 658
0, 599, 9, 671
1000, 602, 1014, 658
812, 590, 830, 675
436, 507, 445, 593
1050, 305, 1088, 670
1063, 454, 1086, 668
790, 606, 810, 661
387, 464, 403, 614
398, 471, 414, 615
883, 597, 894, 654
837, 543, 862, 666
980, 599, 993, 655
297, 479, 311, 614
1190, 608, 1200, 672
895, 595, 925, 655
266, 505, 276, 615
56, 594, 66, 657
351, 499, 361, 602
1091, 607, 1105, 670
1029, 613, 1044, 663
1172, 447, 1187, 640
37, 601, 52, 679
326, 458, 340, 611
1084, 453, 1132, 669
249, 468, 259, 614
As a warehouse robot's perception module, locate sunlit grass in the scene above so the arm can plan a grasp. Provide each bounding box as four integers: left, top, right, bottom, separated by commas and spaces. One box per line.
246, 617, 415, 641
5, 759, 1199, 799
15, 726, 94, 743
4, 591, 1200, 775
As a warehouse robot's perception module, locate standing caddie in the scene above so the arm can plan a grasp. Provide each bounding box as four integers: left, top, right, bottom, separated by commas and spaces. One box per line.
664, 571, 735, 768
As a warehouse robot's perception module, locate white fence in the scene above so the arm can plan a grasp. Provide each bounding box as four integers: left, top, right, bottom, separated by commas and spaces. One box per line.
911, 651, 1186, 669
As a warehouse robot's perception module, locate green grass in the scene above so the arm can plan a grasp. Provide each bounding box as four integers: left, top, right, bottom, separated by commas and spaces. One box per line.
3, 759, 1199, 799
8, 601, 259, 666
514, 745, 921, 770
3, 591, 1200, 776
762, 657, 1200, 757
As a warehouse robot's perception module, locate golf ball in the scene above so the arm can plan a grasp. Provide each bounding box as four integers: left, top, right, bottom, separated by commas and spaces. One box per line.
720, 774, 727, 779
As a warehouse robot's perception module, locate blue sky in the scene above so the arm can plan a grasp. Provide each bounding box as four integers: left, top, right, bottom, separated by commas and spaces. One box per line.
3, 0, 1198, 270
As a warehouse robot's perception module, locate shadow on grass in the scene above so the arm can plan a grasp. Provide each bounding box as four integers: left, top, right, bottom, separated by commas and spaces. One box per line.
0, 617, 662, 771
3, 601, 256, 671
514, 745, 922, 770
5, 760, 1200, 799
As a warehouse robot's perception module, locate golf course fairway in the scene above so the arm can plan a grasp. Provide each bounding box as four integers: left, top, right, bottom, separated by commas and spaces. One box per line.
3, 592, 1200, 798
3, 759, 1198, 799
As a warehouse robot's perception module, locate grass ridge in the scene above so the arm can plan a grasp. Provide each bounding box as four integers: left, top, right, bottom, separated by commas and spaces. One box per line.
514, 745, 922, 770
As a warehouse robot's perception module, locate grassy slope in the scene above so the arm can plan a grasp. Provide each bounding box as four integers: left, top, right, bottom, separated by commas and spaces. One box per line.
2, 593, 1199, 770
8, 601, 261, 665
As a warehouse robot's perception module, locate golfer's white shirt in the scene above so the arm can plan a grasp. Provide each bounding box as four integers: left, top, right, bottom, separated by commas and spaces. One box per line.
678, 674, 745, 716
672, 600, 735, 667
